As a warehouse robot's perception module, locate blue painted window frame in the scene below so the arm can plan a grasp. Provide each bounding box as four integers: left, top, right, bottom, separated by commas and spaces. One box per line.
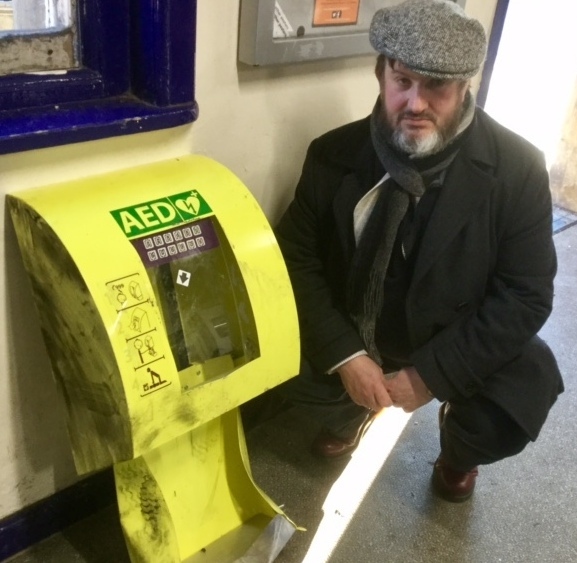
477, 0, 509, 108
0, 0, 198, 155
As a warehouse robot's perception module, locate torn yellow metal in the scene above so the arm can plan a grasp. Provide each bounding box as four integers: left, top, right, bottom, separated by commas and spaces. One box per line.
7, 155, 301, 562
115, 409, 298, 563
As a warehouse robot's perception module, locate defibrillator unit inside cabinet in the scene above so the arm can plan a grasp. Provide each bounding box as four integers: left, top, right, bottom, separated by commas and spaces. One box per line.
238, 0, 466, 66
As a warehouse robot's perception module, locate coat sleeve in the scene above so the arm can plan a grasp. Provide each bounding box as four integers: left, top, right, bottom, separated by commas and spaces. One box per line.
411, 151, 557, 400
275, 140, 365, 374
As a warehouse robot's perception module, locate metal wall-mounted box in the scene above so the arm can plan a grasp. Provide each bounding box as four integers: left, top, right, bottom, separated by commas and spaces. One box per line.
238, 0, 467, 66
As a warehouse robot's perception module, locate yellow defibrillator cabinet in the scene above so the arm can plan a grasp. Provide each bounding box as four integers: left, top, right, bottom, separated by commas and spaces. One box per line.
8, 155, 300, 562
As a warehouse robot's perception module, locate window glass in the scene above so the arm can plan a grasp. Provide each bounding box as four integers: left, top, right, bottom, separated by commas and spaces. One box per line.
0, 0, 76, 75
144, 216, 260, 390
0, 0, 71, 31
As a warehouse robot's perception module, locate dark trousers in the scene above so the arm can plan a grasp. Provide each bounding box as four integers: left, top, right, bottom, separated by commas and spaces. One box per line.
271, 359, 531, 471
273, 359, 371, 439
440, 395, 530, 471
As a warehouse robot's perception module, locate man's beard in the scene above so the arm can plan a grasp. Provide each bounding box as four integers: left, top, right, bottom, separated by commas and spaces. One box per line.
384, 103, 465, 157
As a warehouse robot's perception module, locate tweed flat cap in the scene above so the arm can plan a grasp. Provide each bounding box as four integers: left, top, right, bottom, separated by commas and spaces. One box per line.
369, 0, 487, 80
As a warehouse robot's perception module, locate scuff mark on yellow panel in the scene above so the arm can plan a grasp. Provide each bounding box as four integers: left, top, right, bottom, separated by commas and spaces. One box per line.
8, 199, 133, 474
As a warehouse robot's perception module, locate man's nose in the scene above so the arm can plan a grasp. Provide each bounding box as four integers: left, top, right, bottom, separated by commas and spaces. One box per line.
406, 86, 428, 113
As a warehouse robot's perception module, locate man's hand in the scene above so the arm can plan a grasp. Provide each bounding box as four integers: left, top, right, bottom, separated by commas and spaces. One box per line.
385, 366, 433, 412
337, 355, 393, 411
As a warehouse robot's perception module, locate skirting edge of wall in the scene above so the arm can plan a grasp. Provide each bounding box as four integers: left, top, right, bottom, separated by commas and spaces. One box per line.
0, 468, 116, 562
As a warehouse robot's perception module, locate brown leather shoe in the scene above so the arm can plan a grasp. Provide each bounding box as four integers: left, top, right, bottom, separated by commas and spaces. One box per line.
432, 455, 478, 502
311, 413, 375, 459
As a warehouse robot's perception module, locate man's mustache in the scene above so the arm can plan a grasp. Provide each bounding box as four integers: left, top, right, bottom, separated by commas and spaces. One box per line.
398, 111, 436, 124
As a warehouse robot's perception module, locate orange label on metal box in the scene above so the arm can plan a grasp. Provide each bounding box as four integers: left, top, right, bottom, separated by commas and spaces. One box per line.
313, 0, 360, 26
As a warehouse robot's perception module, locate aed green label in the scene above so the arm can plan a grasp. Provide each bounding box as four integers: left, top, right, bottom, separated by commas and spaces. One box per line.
111, 190, 212, 238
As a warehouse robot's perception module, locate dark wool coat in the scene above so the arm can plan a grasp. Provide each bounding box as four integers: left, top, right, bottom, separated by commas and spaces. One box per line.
276, 108, 563, 440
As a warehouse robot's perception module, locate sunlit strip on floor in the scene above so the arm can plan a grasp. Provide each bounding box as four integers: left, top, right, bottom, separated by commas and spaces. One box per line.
301, 407, 413, 563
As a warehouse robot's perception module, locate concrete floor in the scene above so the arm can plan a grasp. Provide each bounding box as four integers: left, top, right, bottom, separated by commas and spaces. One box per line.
6, 218, 577, 563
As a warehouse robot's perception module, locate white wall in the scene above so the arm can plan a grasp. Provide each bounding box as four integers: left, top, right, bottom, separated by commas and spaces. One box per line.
0, 0, 496, 520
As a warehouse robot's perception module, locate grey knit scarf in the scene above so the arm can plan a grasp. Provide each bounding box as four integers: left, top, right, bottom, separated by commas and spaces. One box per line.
348, 94, 474, 363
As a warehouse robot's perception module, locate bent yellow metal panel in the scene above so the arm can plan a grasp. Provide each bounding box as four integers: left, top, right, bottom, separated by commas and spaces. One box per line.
115, 410, 294, 563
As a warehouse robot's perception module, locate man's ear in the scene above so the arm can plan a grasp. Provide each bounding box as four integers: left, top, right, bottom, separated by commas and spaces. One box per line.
461, 80, 472, 101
